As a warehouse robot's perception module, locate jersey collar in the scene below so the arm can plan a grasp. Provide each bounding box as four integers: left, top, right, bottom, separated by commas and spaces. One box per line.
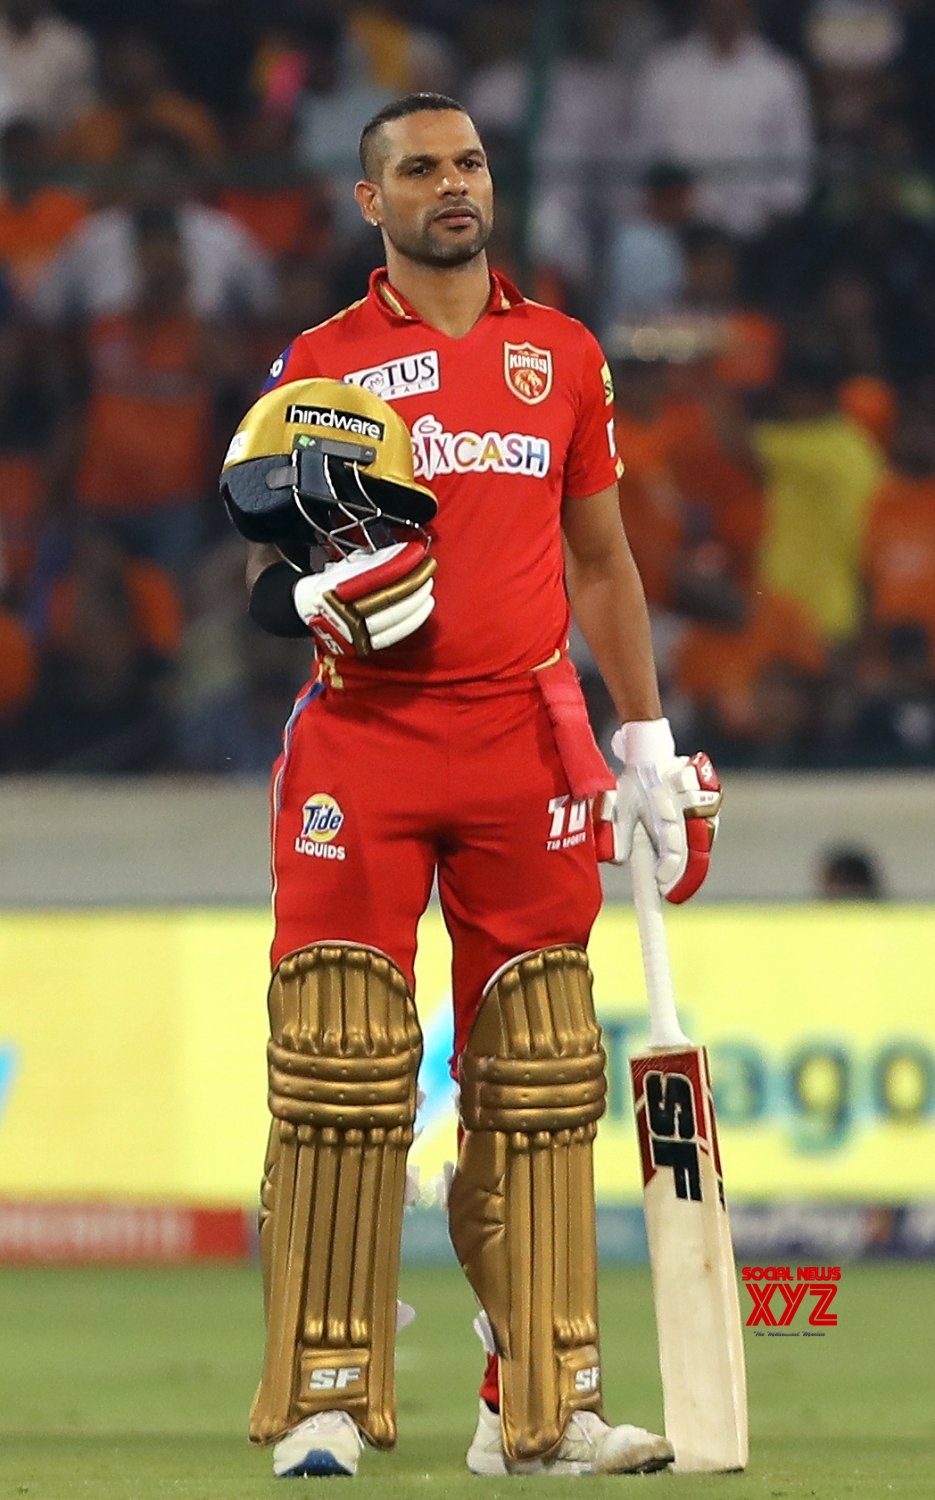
369, 267, 524, 324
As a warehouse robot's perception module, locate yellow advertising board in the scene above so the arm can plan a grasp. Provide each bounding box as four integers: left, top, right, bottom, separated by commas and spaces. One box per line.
0, 905, 932, 1204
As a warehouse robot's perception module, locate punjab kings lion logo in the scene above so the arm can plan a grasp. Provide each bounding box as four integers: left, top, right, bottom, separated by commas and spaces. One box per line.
503, 341, 553, 405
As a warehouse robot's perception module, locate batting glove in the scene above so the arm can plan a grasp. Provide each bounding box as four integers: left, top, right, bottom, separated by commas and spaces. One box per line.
293, 539, 436, 657
610, 717, 721, 903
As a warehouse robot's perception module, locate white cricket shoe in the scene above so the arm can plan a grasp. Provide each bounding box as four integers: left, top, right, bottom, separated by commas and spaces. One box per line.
466, 1400, 674, 1476
273, 1410, 364, 1478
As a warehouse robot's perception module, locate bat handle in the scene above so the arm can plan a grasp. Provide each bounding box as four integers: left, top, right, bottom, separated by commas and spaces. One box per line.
630, 825, 693, 1049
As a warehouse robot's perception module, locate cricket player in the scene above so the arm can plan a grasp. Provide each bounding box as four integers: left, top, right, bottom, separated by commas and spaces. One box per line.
221, 92, 721, 1480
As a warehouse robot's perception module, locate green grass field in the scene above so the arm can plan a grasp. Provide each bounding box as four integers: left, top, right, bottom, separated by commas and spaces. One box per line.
0, 1262, 931, 1499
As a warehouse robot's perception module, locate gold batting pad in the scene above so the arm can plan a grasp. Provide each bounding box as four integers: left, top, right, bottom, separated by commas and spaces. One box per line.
448, 946, 607, 1462
249, 944, 422, 1449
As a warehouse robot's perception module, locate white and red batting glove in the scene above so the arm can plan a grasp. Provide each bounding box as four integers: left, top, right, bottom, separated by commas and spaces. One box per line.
293, 539, 436, 657
609, 718, 722, 903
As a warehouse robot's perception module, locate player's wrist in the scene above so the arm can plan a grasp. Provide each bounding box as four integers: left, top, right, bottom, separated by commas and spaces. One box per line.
611, 718, 675, 767
249, 561, 310, 638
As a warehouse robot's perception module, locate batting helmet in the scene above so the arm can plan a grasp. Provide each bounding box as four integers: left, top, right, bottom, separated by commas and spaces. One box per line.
220, 377, 437, 556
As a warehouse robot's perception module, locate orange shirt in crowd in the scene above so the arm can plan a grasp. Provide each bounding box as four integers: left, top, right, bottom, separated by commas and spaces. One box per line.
674, 590, 826, 737
713, 311, 782, 390
47, 558, 182, 658
0, 186, 87, 298
76, 311, 212, 511
839, 375, 897, 454
0, 609, 37, 716
217, 185, 331, 258
0, 454, 42, 595
58, 96, 222, 163
614, 410, 683, 608
659, 398, 764, 583
863, 471, 935, 650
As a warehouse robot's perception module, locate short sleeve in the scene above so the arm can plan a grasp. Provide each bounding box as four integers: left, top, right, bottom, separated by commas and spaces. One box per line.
259, 334, 322, 394
563, 327, 624, 499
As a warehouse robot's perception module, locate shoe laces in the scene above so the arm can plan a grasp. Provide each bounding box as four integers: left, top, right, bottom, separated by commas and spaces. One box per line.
567, 1409, 609, 1440
302, 1410, 362, 1443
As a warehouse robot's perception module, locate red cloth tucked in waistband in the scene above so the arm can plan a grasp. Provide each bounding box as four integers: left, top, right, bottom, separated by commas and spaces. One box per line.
533, 655, 614, 800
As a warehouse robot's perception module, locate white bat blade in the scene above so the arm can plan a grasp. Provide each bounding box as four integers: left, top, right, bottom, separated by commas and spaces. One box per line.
632, 1043, 748, 1472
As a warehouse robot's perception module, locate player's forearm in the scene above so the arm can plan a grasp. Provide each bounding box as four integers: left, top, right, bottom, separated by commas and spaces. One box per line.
567, 546, 663, 723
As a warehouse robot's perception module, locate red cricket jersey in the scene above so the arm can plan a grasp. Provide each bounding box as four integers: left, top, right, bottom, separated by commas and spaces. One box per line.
263, 268, 622, 686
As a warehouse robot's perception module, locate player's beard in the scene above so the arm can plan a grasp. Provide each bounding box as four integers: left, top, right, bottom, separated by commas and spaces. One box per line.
386, 205, 492, 268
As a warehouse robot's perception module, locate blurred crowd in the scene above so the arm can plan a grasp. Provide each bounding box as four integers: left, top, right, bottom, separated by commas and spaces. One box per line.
1, 0, 934, 773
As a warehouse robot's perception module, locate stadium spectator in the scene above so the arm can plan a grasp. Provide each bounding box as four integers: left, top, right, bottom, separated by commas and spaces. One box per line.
611, 356, 687, 613
661, 379, 764, 588
754, 353, 885, 642
679, 225, 784, 390
49, 211, 234, 576
862, 406, 935, 655
288, 16, 395, 237
257, 253, 334, 379
720, 657, 824, 767
633, 0, 813, 236
0, 605, 37, 766
0, 263, 54, 603
173, 533, 252, 748
18, 526, 178, 771
838, 373, 896, 453
0, 0, 95, 133
145, 0, 255, 124
33, 127, 273, 323
816, 844, 885, 899
601, 162, 695, 328
218, 108, 334, 262
896, 0, 935, 159
57, 30, 223, 166
804, 0, 903, 153
0, 117, 87, 301
821, 267, 887, 379
42, 526, 182, 660
672, 587, 827, 748
848, 621, 935, 764
466, 3, 628, 299
604, 334, 766, 618
348, 1, 456, 94
817, 161, 935, 383
177, 608, 308, 773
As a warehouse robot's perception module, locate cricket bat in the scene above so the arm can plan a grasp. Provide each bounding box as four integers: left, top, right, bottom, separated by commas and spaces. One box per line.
628, 826, 748, 1472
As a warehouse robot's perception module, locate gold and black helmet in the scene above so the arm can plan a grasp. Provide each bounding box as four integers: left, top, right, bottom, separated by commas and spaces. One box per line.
220, 377, 437, 556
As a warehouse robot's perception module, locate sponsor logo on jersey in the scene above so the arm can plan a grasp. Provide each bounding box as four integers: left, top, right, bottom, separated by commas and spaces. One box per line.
410, 414, 550, 480
600, 359, 614, 405
285, 405, 385, 440
504, 341, 553, 405
295, 793, 347, 860
343, 350, 440, 400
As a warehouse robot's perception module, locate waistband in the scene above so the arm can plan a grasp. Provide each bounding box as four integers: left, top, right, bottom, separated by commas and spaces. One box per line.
314, 648, 566, 702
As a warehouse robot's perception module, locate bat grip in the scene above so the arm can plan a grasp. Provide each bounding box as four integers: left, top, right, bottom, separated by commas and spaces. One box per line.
630, 826, 693, 1049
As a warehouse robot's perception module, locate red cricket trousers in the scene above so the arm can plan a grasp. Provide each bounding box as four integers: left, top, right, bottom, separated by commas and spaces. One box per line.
271, 670, 606, 1058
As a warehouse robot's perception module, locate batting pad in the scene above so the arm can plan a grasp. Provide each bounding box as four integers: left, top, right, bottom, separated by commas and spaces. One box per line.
249, 944, 422, 1448
449, 946, 607, 1462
